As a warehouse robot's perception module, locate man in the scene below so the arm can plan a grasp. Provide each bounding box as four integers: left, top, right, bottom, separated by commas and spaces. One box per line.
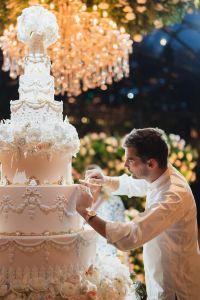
76, 128, 200, 300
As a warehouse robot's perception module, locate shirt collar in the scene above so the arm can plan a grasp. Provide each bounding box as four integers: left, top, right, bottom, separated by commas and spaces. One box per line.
148, 163, 173, 189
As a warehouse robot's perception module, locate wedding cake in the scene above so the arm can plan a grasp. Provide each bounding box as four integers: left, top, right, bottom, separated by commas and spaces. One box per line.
0, 6, 137, 300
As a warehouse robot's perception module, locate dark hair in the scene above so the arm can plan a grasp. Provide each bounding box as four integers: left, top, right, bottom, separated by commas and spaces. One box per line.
123, 128, 169, 168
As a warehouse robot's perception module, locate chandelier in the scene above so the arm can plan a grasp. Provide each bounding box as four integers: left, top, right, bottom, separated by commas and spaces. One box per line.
0, 0, 133, 96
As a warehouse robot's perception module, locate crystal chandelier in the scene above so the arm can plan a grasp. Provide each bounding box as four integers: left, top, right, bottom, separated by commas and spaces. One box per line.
0, 0, 133, 96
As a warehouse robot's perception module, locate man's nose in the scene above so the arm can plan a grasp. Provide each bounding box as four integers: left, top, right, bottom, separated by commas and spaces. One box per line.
124, 159, 129, 168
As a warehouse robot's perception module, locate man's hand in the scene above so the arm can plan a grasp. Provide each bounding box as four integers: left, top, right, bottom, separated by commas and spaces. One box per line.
76, 185, 94, 218
75, 184, 107, 238
85, 168, 120, 192
85, 168, 105, 185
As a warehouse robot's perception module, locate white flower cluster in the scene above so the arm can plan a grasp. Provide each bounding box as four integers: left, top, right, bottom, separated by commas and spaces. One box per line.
17, 5, 59, 48
0, 120, 80, 156
0, 256, 136, 299
92, 256, 135, 300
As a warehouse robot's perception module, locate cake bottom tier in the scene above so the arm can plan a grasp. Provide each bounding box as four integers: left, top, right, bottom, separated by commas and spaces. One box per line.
0, 230, 137, 300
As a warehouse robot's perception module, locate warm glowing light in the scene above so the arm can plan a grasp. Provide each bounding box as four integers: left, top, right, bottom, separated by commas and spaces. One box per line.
81, 117, 89, 124
133, 34, 143, 43
101, 84, 108, 91
49, 3, 55, 10
0, 0, 133, 96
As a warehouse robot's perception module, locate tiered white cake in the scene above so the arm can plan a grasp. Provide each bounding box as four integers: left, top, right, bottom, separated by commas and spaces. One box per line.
0, 6, 136, 300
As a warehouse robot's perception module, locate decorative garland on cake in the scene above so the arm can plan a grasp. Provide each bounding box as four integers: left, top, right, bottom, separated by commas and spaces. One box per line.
0, 232, 96, 261
10, 99, 63, 113
0, 189, 72, 221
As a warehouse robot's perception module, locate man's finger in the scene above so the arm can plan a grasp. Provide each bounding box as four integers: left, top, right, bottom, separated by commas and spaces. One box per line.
85, 169, 101, 179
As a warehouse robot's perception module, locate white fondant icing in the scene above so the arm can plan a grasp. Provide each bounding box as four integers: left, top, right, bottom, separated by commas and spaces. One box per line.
0, 152, 73, 185
0, 6, 136, 300
0, 185, 83, 234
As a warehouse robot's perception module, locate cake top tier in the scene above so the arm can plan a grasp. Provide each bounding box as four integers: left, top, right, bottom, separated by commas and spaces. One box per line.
0, 6, 80, 157
17, 5, 59, 54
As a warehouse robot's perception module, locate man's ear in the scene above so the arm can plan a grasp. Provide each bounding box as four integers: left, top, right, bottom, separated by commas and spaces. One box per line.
147, 158, 158, 169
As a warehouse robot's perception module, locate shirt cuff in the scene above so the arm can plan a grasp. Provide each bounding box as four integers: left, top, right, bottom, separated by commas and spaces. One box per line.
112, 174, 131, 197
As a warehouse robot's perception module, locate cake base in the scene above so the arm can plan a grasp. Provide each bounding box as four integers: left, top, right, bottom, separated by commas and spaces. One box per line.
0, 252, 137, 300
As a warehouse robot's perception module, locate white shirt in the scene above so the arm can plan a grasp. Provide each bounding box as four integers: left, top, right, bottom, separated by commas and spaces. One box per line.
106, 164, 200, 300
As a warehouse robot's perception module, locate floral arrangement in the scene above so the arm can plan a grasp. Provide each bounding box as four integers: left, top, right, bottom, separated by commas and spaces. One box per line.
17, 5, 59, 48
0, 119, 80, 156
72, 132, 126, 180
167, 133, 198, 183
124, 208, 145, 284
73, 132, 198, 183
0, 0, 199, 37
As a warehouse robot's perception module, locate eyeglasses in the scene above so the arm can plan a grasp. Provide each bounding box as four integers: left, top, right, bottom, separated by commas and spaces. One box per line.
125, 158, 135, 165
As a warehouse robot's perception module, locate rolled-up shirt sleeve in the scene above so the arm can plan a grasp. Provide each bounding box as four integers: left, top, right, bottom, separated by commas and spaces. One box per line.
113, 174, 148, 198
106, 191, 184, 251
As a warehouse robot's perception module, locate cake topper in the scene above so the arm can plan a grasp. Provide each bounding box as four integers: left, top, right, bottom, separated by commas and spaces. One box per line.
17, 5, 59, 54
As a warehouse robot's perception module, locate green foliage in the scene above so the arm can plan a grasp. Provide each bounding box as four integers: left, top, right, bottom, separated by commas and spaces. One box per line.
72, 132, 126, 178
73, 131, 198, 183
86, 0, 197, 37
167, 133, 198, 183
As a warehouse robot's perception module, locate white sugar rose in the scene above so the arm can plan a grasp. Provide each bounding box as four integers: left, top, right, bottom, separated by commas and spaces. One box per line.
85, 265, 100, 285
14, 125, 27, 139
14, 137, 26, 147
0, 284, 8, 296
30, 277, 48, 291
98, 278, 116, 299
6, 292, 25, 300
0, 126, 8, 139
26, 127, 41, 143
41, 130, 53, 144
0, 126, 13, 145
17, 5, 59, 48
10, 279, 28, 292
98, 277, 126, 300
60, 282, 80, 298
54, 124, 66, 142
112, 278, 127, 298
68, 274, 81, 285
80, 280, 97, 299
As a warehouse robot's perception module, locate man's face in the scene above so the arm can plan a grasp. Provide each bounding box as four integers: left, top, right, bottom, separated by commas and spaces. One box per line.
124, 147, 149, 179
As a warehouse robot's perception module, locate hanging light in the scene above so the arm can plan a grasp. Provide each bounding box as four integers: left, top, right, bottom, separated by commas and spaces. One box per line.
0, 0, 133, 96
